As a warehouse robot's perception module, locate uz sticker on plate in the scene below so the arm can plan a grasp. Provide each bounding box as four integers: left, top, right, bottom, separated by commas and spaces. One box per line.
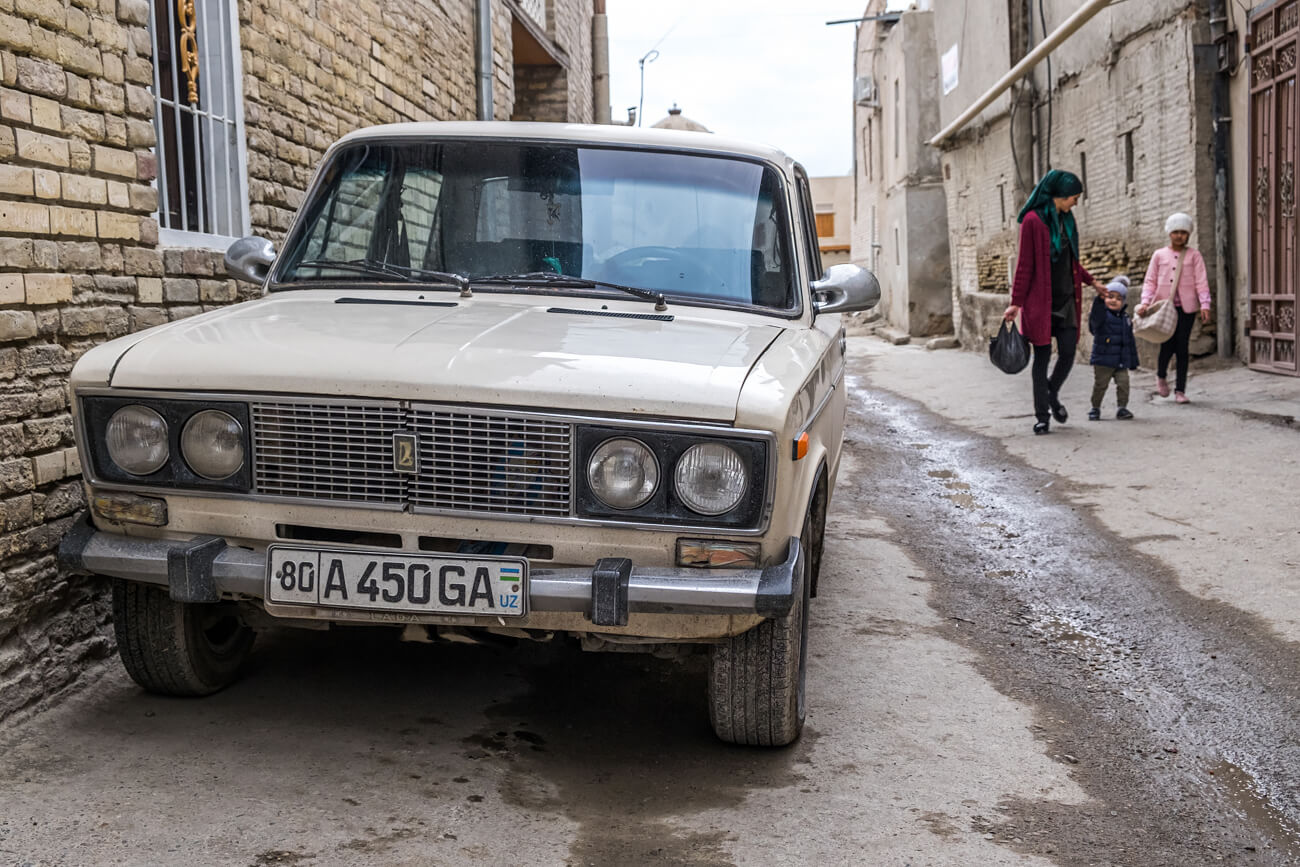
267, 546, 527, 616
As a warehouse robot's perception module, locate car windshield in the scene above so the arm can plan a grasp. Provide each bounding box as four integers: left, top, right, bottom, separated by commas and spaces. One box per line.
274, 140, 797, 310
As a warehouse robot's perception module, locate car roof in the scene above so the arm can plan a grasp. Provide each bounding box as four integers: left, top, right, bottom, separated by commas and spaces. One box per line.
333, 121, 797, 170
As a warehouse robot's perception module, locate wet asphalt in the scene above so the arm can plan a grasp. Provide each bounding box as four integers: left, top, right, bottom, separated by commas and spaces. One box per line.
846, 376, 1300, 864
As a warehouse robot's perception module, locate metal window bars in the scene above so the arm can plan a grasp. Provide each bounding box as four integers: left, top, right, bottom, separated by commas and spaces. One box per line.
148, 0, 244, 236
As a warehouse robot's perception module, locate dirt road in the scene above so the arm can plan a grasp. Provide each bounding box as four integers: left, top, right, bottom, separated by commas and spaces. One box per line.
2, 337, 1297, 865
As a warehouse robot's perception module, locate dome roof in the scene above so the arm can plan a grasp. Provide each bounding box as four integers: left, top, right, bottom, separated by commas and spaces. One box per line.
651, 104, 710, 133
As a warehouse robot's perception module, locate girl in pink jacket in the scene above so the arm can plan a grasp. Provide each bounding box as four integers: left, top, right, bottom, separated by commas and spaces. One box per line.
1136, 213, 1212, 403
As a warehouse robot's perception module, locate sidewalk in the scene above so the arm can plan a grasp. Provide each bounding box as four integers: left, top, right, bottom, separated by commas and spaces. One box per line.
846, 335, 1300, 646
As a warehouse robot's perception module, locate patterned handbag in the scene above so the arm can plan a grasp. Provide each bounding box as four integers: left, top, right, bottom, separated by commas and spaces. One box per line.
1132, 252, 1186, 343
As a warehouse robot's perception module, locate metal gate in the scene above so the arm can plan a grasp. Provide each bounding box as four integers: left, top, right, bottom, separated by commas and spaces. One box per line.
1250, 0, 1299, 374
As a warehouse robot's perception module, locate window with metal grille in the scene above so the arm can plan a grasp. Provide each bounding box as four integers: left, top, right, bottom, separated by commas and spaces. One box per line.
149, 0, 250, 242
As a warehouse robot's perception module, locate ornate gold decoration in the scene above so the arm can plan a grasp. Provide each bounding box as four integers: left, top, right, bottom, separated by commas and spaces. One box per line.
1282, 161, 1296, 220
1279, 44, 1297, 74
1280, 303, 1297, 333
1280, 2, 1298, 33
1255, 304, 1274, 333
1257, 165, 1270, 217
1254, 54, 1274, 84
178, 0, 199, 105
1256, 15, 1275, 44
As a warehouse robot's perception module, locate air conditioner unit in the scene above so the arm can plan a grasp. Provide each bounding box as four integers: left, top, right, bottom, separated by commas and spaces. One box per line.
855, 76, 879, 107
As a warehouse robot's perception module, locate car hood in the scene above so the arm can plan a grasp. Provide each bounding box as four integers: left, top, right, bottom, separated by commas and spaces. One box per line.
106, 291, 786, 422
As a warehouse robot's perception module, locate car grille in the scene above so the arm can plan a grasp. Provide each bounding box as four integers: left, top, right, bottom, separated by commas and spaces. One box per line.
251, 400, 572, 516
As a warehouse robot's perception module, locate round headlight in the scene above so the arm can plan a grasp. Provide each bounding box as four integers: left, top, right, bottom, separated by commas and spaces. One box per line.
674, 442, 748, 516
105, 405, 169, 475
587, 437, 659, 510
181, 410, 245, 480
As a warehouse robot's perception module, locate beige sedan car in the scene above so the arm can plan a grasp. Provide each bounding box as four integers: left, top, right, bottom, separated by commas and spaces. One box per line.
61, 122, 879, 746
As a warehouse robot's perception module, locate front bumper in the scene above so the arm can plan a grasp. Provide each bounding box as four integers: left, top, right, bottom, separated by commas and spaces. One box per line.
58, 514, 802, 627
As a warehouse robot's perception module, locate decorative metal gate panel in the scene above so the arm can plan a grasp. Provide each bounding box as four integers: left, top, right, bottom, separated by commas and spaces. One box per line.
1250, 1, 1299, 373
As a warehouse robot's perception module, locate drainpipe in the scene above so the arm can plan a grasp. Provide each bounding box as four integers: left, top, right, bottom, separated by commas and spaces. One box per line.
1209, 0, 1235, 358
927, 0, 1112, 147
476, 0, 494, 121
593, 0, 611, 123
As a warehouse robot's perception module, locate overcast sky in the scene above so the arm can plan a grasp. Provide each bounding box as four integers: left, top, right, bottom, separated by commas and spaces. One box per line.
606, 1, 865, 177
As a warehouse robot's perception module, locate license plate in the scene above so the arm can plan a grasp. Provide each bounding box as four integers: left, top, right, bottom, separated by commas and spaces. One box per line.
266, 545, 527, 617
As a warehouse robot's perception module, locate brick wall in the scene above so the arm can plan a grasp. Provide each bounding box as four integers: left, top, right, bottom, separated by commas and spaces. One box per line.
939, 8, 1216, 355
0, 0, 594, 723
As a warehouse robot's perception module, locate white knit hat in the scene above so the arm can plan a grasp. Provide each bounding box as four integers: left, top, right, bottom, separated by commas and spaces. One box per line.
1165, 212, 1193, 234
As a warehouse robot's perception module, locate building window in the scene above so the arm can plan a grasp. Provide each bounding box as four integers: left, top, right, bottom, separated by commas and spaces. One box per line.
1124, 132, 1135, 185
815, 212, 835, 238
998, 182, 1006, 225
149, 0, 249, 241
1079, 151, 1088, 199
893, 80, 900, 160
863, 122, 872, 181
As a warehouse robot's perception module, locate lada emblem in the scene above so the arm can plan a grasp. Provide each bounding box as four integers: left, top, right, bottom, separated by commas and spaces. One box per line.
392, 432, 419, 474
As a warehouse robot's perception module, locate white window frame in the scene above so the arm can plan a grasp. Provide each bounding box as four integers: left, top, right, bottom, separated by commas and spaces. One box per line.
148, 0, 251, 248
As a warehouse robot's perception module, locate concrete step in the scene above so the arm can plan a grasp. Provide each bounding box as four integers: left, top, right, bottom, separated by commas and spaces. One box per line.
875, 326, 911, 346
925, 335, 960, 350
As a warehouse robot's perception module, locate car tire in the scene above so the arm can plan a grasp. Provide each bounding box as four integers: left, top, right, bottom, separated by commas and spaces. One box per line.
707, 509, 813, 747
111, 578, 254, 696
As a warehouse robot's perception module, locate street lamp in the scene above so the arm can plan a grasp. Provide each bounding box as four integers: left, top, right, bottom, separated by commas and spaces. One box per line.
637, 49, 659, 127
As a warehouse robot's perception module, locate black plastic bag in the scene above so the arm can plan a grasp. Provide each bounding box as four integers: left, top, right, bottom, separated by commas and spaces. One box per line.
989, 320, 1030, 374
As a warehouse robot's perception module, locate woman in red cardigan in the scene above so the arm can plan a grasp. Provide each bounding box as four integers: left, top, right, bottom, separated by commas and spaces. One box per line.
1003, 170, 1107, 434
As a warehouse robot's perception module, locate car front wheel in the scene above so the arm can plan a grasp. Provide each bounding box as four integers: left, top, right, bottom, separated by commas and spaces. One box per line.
707, 512, 813, 747
111, 578, 254, 696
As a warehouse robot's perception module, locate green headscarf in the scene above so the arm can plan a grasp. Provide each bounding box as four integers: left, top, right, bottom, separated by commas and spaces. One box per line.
1017, 169, 1083, 262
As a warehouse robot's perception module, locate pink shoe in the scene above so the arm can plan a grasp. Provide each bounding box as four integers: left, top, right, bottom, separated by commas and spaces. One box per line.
1157, 378, 1170, 397
1175, 392, 1190, 404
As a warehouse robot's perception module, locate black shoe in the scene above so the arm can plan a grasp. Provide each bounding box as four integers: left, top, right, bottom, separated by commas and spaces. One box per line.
1087, 407, 1101, 421
1116, 407, 1134, 420
1049, 397, 1068, 423
1033, 421, 1050, 435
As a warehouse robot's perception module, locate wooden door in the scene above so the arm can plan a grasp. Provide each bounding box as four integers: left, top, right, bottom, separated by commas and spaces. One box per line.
1250, 1, 1299, 373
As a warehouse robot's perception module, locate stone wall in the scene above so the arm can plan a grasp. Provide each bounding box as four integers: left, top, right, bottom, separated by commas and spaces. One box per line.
0, 0, 165, 720
0, 0, 594, 723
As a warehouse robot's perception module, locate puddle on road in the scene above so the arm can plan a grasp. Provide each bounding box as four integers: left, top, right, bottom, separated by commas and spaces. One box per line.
1208, 760, 1300, 859
479, 647, 808, 866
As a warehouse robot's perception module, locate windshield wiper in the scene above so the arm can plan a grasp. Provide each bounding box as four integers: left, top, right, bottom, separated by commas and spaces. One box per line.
295, 258, 471, 294
473, 272, 667, 311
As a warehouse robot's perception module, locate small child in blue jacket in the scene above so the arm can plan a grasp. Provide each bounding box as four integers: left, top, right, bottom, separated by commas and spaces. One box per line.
1088, 276, 1140, 420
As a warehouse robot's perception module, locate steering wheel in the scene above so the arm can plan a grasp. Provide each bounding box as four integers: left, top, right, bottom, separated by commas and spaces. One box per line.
601, 245, 724, 291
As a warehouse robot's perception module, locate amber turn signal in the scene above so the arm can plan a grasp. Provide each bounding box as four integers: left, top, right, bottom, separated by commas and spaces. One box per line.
91, 491, 168, 527
677, 539, 761, 569
792, 433, 809, 461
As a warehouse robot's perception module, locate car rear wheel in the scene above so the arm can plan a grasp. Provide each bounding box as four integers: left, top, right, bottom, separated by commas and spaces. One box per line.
111, 578, 254, 696
707, 510, 814, 747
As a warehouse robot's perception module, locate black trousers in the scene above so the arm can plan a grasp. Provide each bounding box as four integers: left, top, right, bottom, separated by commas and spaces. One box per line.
1157, 309, 1198, 393
1031, 322, 1078, 424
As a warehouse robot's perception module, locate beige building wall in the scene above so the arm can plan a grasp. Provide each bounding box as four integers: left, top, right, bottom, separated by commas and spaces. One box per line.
851, 2, 951, 337
811, 174, 852, 268
0, 0, 597, 722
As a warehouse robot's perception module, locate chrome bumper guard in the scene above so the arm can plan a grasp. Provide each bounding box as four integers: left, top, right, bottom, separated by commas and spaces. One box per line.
59, 514, 802, 623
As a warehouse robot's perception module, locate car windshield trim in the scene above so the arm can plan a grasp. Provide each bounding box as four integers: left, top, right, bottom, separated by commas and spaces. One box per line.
271, 140, 800, 313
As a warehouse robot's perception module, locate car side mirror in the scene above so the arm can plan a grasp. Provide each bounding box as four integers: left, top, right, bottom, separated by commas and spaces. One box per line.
224, 235, 277, 285
811, 263, 880, 315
